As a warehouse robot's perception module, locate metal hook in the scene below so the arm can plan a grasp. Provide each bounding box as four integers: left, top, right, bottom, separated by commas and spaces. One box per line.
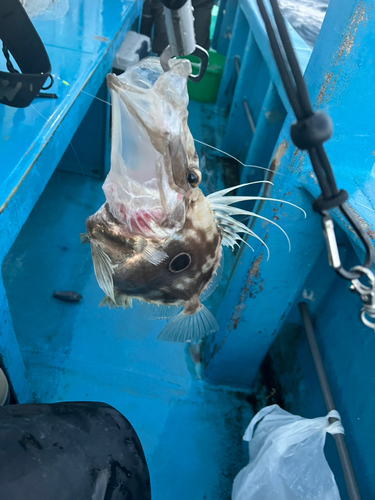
160, 45, 208, 82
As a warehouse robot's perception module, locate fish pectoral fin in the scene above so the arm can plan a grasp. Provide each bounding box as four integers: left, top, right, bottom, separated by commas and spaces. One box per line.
80, 233, 90, 244
99, 293, 132, 309
91, 241, 116, 305
138, 242, 168, 266
157, 303, 219, 343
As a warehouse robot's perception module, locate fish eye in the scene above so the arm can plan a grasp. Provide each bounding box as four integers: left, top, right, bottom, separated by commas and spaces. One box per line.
187, 169, 201, 187
169, 253, 191, 273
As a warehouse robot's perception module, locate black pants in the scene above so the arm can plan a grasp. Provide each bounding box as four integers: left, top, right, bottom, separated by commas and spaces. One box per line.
140, 0, 214, 55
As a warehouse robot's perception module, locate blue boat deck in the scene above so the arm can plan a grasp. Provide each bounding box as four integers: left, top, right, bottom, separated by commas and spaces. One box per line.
1, 100, 253, 500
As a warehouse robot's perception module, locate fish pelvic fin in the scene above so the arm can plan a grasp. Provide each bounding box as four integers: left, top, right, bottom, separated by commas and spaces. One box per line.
99, 296, 117, 309
99, 293, 132, 309
157, 303, 218, 343
80, 233, 90, 244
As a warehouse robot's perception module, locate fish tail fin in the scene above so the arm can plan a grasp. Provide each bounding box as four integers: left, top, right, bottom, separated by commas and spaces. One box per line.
157, 304, 218, 343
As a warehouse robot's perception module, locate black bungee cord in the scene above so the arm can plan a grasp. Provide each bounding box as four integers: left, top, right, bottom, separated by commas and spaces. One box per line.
257, 0, 375, 329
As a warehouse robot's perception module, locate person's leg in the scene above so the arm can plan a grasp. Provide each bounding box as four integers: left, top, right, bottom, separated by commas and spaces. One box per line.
192, 0, 215, 50
140, 0, 154, 39
150, 0, 169, 55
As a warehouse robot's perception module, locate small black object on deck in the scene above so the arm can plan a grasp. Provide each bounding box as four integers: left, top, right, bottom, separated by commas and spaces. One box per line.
53, 291, 83, 302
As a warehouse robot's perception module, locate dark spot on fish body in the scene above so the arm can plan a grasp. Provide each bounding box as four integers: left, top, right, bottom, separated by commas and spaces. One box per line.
182, 216, 194, 230
169, 253, 191, 272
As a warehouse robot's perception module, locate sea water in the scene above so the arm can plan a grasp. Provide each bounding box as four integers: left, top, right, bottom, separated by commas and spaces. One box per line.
280, 0, 330, 47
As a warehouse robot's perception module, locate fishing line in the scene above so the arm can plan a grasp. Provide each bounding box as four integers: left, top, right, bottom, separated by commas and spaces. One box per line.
193, 138, 286, 176
81, 90, 112, 106
54, 74, 283, 178
30, 103, 87, 181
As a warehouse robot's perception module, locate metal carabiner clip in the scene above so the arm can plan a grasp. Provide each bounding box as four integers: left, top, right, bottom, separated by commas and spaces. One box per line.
350, 266, 375, 329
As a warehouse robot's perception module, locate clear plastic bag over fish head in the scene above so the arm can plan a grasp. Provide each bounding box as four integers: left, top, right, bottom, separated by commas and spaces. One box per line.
232, 405, 343, 500
104, 57, 197, 240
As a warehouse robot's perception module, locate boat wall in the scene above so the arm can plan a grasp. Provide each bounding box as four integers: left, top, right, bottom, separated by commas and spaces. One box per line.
204, 0, 375, 497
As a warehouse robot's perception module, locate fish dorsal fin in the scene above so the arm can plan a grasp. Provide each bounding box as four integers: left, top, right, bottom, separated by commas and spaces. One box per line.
200, 252, 224, 301
140, 242, 169, 265
91, 242, 116, 306
157, 303, 218, 343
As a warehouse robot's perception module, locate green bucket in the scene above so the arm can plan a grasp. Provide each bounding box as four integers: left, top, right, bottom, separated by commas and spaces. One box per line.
185, 50, 226, 103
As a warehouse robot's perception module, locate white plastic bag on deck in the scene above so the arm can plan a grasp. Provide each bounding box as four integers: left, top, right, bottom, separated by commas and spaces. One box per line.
232, 404, 343, 500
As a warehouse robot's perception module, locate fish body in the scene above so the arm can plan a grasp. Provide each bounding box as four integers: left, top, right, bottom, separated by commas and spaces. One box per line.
84, 58, 222, 342
83, 57, 305, 342
85, 190, 222, 302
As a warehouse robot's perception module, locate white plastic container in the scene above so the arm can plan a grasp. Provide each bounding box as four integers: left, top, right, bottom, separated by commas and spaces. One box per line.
113, 31, 151, 72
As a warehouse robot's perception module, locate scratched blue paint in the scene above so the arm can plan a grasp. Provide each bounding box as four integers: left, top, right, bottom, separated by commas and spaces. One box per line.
216, 6, 248, 110
215, 0, 239, 56
243, 82, 286, 169
221, 32, 259, 160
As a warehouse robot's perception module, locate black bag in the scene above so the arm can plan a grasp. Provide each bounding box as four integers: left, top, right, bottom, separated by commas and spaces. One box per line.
0, 401, 151, 499
0, 0, 52, 107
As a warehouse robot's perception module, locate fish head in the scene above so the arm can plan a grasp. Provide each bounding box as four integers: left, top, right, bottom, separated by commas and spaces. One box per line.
103, 57, 202, 240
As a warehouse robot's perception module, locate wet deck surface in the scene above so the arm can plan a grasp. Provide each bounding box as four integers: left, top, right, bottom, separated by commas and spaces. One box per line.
2, 100, 253, 499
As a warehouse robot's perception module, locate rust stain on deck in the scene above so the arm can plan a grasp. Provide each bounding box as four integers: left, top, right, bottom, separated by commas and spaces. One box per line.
209, 253, 266, 358
262, 139, 288, 198
251, 140, 288, 226
289, 149, 307, 175
317, 1, 372, 107
347, 208, 375, 240
228, 253, 264, 332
